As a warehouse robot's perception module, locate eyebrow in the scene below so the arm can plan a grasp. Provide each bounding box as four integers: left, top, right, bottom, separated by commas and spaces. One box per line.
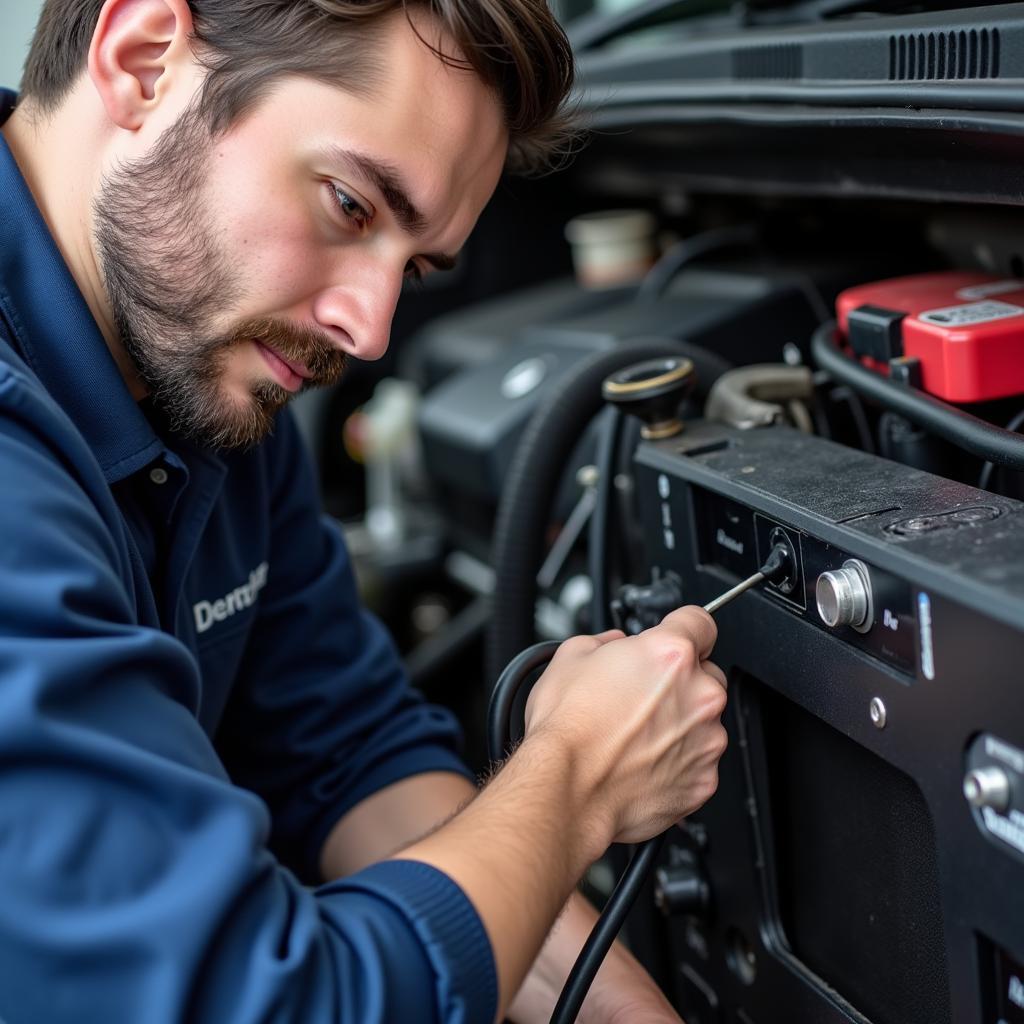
320, 145, 458, 273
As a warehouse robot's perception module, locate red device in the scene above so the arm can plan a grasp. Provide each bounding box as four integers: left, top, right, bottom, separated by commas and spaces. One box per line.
836, 271, 1024, 403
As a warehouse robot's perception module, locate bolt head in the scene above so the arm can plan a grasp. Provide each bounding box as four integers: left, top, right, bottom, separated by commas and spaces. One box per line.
870, 697, 887, 729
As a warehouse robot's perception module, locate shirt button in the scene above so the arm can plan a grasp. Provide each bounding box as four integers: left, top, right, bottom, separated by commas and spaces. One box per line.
149, 467, 169, 485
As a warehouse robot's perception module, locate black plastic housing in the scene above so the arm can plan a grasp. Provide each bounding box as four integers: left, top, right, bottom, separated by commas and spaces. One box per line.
629, 420, 1024, 1024
573, 3, 1024, 204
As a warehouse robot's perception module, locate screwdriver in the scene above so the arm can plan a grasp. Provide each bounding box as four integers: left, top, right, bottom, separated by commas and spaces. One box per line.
703, 542, 792, 616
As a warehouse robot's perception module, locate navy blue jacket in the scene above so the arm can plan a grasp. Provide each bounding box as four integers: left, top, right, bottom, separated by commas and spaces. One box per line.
0, 90, 496, 1024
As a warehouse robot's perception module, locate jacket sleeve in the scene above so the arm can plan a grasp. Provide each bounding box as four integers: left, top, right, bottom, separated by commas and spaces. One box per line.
214, 409, 477, 882
0, 372, 497, 1024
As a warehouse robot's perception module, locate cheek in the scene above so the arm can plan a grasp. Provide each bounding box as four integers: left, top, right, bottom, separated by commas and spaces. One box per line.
208, 175, 327, 310
233, 220, 327, 307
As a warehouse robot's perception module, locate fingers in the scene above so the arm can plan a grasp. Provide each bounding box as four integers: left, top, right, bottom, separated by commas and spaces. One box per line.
703, 659, 728, 692
658, 605, 718, 660
553, 629, 626, 662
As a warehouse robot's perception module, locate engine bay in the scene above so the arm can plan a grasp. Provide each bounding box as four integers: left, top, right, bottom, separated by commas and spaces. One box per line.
300, 3, 1024, 1020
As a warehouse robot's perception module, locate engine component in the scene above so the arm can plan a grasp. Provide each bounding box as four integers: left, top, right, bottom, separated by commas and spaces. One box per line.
628, 417, 1024, 1024
602, 356, 696, 440
837, 271, 1024, 403
487, 340, 698, 685
417, 260, 827, 510
654, 852, 711, 918
705, 364, 814, 431
812, 321, 1024, 471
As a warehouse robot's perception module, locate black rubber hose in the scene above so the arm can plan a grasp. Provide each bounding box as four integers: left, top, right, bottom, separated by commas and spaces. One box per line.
636, 224, 759, 303
550, 835, 666, 1024
811, 322, 1024, 471
487, 640, 561, 761
487, 339, 731, 687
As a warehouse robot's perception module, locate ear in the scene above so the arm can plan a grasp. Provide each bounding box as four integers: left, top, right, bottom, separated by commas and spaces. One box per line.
87, 0, 196, 131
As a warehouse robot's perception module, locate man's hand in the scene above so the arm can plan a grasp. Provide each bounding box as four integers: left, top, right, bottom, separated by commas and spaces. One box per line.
330, 605, 727, 1019
524, 606, 728, 844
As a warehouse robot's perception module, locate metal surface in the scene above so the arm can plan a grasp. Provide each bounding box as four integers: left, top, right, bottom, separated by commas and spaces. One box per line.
869, 697, 888, 730
703, 570, 766, 615
964, 766, 1012, 812
816, 559, 873, 632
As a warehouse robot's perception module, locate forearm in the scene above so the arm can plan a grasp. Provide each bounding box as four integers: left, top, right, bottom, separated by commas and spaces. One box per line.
320, 770, 477, 879
393, 730, 612, 1020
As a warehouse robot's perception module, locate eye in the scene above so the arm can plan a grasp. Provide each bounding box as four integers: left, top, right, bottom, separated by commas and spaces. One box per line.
329, 184, 370, 229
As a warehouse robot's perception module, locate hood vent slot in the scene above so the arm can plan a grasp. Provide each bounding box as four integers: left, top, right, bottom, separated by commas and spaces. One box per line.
889, 28, 1000, 80
733, 44, 803, 80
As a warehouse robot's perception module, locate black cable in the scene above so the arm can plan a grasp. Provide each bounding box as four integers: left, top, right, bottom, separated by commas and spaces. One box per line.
636, 223, 759, 303
549, 835, 666, 1024
613, 414, 646, 602
812, 322, 1024, 470
588, 407, 625, 635
487, 640, 561, 762
876, 410, 895, 461
830, 385, 876, 455
978, 408, 1024, 493
487, 641, 665, 1024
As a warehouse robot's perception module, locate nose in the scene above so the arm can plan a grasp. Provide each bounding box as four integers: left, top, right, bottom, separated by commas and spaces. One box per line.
311, 268, 402, 362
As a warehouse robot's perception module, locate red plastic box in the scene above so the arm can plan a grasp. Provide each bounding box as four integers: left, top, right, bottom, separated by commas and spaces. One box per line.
836, 271, 1024, 403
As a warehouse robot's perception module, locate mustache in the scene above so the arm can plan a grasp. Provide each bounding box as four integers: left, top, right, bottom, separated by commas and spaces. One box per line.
231, 317, 348, 388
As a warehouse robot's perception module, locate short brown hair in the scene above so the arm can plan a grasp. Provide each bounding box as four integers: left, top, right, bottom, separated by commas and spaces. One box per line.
20, 0, 576, 173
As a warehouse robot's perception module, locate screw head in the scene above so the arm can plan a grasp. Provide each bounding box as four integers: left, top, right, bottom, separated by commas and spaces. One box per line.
950, 508, 990, 524
870, 697, 887, 729
903, 517, 936, 532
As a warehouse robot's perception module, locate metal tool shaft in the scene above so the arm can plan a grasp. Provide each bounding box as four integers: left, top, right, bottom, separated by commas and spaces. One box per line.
703, 571, 766, 615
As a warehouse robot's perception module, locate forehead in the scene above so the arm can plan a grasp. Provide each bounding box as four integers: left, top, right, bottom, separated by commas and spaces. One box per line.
218, 13, 509, 242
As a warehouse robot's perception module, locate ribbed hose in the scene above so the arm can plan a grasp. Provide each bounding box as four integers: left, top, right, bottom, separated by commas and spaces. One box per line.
487, 339, 730, 687
812, 321, 1024, 470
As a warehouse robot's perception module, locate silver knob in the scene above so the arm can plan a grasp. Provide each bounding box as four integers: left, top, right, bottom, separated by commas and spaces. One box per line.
964, 766, 1011, 812
816, 559, 873, 633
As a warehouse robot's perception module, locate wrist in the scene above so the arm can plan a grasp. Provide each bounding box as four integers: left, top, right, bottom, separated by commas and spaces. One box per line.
515, 726, 614, 867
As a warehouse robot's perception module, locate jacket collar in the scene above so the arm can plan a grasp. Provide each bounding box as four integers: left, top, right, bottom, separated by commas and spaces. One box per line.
0, 88, 164, 483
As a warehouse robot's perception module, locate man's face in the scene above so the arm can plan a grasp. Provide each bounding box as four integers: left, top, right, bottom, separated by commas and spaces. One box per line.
94, 15, 508, 449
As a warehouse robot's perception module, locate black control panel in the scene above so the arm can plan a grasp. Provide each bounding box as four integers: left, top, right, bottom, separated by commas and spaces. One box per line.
694, 489, 917, 675
626, 420, 1024, 1024
967, 734, 1024, 866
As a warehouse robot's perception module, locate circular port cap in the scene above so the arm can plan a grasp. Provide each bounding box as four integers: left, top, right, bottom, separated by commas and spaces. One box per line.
963, 766, 1011, 812
816, 559, 873, 633
602, 356, 695, 439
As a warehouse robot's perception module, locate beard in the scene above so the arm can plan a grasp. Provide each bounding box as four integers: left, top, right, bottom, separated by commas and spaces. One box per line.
93, 108, 347, 450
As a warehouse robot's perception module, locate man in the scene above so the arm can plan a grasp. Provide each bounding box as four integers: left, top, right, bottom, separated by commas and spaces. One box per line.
0, 1, 729, 1021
